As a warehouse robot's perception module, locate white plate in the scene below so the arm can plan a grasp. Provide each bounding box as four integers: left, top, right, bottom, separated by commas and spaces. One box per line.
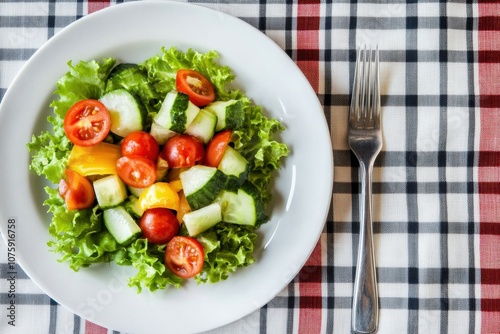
0, 1, 333, 333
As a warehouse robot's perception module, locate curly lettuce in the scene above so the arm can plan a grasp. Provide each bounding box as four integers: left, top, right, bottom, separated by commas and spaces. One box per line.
44, 186, 120, 268
233, 102, 289, 205
195, 224, 258, 284
115, 239, 182, 293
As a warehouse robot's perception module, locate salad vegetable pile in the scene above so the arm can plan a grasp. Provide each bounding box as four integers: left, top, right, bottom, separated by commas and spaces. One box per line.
27, 47, 289, 292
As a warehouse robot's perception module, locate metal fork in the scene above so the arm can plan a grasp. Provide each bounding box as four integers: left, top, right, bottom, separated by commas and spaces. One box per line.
348, 46, 382, 334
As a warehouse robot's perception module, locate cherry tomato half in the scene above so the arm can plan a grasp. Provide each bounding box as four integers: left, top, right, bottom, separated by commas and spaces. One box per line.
122, 131, 160, 162
176, 69, 215, 107
165, 236, 205, 279
116, 155, 156, 188
63, 99, 111, 146
161, 134, 204, 168
139, 208, 179, 244
58, 169, 95, 210
204, 130, 232, 167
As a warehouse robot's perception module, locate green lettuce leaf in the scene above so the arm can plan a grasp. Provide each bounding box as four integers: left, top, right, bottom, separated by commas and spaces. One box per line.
27, 118, 71, 183
233, 102, 289, 205
195, 224, 257, 284
44, 187, 120, 270
115, 239, 182, 293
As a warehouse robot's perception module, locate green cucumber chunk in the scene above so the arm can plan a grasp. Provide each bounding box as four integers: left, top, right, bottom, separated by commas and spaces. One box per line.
183, 202, 222, 236
93, 174, 128, 209
185, 108, 217, 144
218, 146, 249, 189
99, 89, 146, 137
216, 182, 267, 226
179, 165, 225, 210
128, 186, 146, 198
103, 206, 142, 245
123, 195, 144, 219
154, 90, 199, 133
150, 121, 176, 145
205, 99, 244, 131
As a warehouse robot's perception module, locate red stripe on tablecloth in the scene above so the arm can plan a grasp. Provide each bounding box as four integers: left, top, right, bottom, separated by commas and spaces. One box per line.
480, 95, 500, 108
296, 2, 322, 332
88, 0, 111, 14
481, 269, 500, 284
478, 183, 500, 194
478, 151, 500, 166
478, 1, 500, 332
479, 17, 500, 31
296, 2, 320, 93
479, 51, 500, 63
481, 223, 500, 236
482, 299, 500, 312
85, 320, 108, 334
298, 242, 323, 333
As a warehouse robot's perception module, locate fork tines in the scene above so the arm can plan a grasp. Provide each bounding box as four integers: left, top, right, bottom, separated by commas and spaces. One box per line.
350, 46, 380, 129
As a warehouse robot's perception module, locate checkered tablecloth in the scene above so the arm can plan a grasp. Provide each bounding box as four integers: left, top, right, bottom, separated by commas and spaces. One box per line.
1, 0, 500, 333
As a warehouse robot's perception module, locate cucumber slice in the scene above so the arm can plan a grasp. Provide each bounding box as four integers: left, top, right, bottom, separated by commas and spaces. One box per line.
103, 206, 142, 245
93, 174, 128, 209
185, 109, 217, 144
123, 195, 144, 219
150, 121, 176, 145
218, 146, 249, 188
105, 64, 159, 110
100, 89, 146, 137
205, 99, 244, 131
179, 165, 225, 210
183, 202, 222, 236
154, 90, 199, 133
216, 182, 266, 226
128, 186, 146, 197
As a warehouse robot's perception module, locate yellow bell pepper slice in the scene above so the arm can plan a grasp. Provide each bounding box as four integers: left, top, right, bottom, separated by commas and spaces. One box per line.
138, 182, 180, 212
176, 191, 191, 223
155, 156, 169, 182
67, 142, 121, 176
165, 168, 188, 182
169, 180, 183, 193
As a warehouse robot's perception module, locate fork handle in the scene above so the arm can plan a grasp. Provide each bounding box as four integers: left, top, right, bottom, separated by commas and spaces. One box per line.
352, 161, 379, 334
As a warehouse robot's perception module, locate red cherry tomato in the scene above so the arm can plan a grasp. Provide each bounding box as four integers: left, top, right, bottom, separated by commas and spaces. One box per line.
176, 69, 215, 107
121, 131, 160, 162
63, 99, 111, 146
139, 208, 179, 244
58, 169, 95, 210
204, 130, 232, 167
165, 236, 205, 279
161, 134, 204, 168
116, 155, 156, 188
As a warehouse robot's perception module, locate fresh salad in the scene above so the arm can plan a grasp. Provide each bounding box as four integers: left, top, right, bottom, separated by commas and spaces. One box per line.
27, 47, 289, 292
